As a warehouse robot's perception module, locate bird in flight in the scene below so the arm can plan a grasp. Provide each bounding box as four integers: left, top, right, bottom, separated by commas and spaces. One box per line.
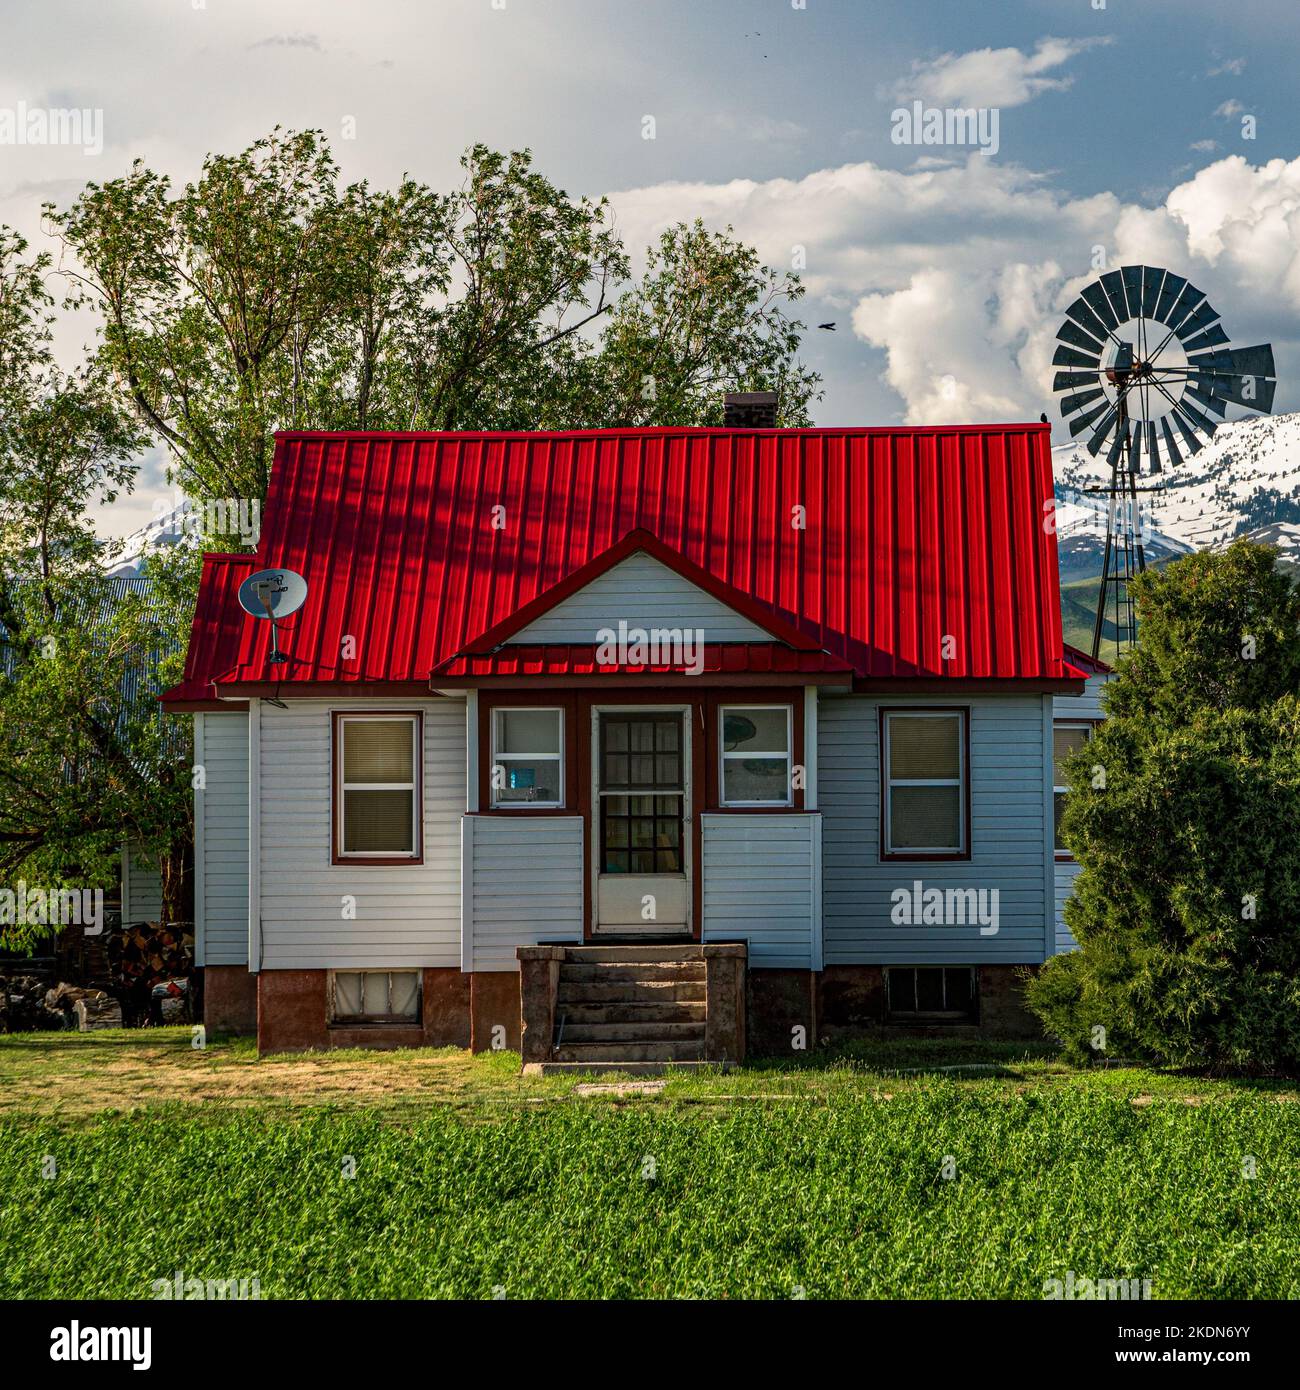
818, 322, 837, 331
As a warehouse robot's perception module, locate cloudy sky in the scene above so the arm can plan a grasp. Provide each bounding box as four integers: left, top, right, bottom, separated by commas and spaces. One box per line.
4, 0, 1300, 539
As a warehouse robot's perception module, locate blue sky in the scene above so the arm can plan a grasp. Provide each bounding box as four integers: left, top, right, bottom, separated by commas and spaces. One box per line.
2, 0, 1298, 536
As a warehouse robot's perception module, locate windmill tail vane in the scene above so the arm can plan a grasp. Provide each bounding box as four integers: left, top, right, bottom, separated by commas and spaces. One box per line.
1051, 264, 1276, 660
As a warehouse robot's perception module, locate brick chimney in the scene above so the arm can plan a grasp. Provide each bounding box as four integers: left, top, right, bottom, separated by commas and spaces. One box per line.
723, 391, 778, 428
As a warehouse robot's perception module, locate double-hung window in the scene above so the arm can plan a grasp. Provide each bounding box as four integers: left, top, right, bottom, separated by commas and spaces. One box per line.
491, 707, 564, 807
1053, 721, 1094, 856
719, 705, 793, 806
334, 713, 421, 860
882, 710, 967, 856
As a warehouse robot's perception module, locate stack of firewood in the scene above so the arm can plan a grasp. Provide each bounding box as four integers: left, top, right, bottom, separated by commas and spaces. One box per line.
0, 975, 60, 1032
43, 982, 122, 1031
107, 921, 193, 1025
0, 978, 123, 1032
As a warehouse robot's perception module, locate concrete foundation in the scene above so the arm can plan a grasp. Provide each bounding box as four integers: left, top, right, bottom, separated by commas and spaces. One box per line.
469, 970, 522, 1053
256, 967, 472, 1055
253, 961, 1046, 1056
202, 965, 258, 1034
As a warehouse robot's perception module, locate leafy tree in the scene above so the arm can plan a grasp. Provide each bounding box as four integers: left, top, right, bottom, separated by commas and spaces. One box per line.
0, 228, 191, 949
51, 130, 819, 503
1027, 541, 1300, 1073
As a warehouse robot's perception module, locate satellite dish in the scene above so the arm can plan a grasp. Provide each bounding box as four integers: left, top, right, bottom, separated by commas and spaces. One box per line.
237, 568, 308, 666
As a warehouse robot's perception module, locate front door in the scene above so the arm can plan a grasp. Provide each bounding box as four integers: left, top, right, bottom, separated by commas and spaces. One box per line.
593, 708, 690, 934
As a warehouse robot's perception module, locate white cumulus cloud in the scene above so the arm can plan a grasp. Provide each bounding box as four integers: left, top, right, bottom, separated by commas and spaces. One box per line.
610, 152, 1300, 425
889, 36, 1114, 110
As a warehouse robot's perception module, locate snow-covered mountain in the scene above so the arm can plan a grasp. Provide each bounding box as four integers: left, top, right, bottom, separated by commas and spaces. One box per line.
1052, 412, 1300, 574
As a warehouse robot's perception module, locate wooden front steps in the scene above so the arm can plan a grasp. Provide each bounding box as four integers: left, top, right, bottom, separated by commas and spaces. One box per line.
517, 942, 746, 1075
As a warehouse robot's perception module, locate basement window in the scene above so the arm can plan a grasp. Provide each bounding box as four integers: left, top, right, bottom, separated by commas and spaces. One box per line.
334, 713, 422, 860
330, 970, 421, 1024
886, 967, 976, 1023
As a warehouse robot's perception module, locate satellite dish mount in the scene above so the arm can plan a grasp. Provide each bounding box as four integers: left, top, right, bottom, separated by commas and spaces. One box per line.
237, 569, 309, 669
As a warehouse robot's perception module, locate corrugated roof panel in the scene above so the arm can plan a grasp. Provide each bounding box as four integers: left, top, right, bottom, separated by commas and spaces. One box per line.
162, 424, 1076, 703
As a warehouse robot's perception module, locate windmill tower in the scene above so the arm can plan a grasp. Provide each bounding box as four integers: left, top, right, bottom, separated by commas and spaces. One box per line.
1052, 265, 1276, 660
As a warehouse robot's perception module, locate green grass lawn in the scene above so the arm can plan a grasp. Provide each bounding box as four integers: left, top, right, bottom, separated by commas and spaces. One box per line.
1, 1030, 1296, 1299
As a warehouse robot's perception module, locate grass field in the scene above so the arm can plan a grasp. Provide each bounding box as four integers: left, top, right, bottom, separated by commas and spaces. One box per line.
1, 1030, 1297, 1299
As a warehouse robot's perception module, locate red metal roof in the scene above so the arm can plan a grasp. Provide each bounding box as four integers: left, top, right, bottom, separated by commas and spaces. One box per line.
432, 643, 855, 682
163, 425, 1082, 703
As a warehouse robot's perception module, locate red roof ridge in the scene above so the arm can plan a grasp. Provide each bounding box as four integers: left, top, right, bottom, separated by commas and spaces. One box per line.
272, 422, 1053, 443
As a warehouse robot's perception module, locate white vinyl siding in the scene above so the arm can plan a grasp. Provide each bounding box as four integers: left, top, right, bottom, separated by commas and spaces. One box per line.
195, 712, 250, 966
702, 813, 821, 969
513, 550, 769, 644
1051, 673, 1112, 953
256, 698, 465, 970
120, 842, 163, 924
461, 815, 584, 971
819, 694, 1049, 964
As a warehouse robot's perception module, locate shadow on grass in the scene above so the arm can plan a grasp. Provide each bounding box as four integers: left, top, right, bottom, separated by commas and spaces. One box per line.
742, 1037, 1062, 1079
739, 1037, 1300, 1092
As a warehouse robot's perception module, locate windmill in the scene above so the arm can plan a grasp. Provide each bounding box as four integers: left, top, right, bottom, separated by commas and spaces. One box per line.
1052, 265, 1276, 659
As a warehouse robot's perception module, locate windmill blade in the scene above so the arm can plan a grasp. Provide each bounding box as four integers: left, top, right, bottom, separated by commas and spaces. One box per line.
1160, 416, 1184, 468
1183, 323, 1231, 353
1080, 281, 1120, 332
1127, 420, 1142, 475
1100, 270, 1130, 325
1104, 419, 1128, 464
1068, 399, 1111, 435
1170, 406, 1203, 455
1141, 266, 1165, 318
1164, 280, 1205, 334
1154, 271, 1188, 325
1121, 265, 1145, 318
1146, 420, 1160, 474
1087, 399, 1126, 455
1057, 319, 1106, 354
1188, 344, 1275, 379
1176, 300, 1222, 341
1060, 386, 1106, 415
1186, 383, 1228, 418
1190, 372, 1277, 412
1226, 375, 1276, 412
1177, 397, 1219, 437
1053, 370, 1101, 391
1065, 297, 1112, 344
1052, 344, 1101, 370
